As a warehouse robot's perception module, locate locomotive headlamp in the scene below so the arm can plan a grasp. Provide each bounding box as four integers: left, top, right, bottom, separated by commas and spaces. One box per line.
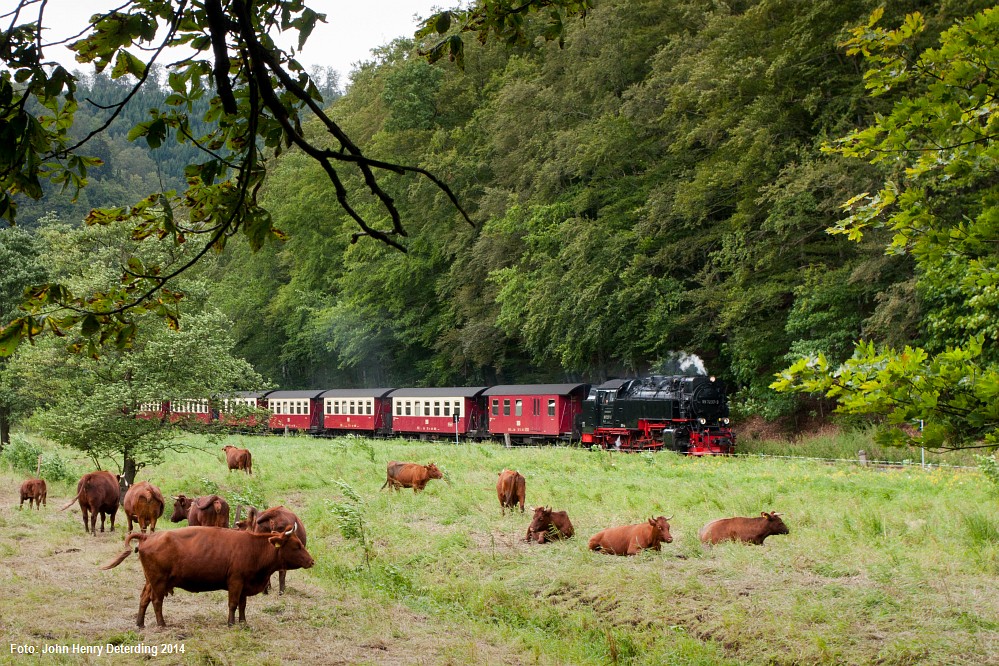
709, 376, 716, 382
698, 417, 706, 425
722, 418, 730, 425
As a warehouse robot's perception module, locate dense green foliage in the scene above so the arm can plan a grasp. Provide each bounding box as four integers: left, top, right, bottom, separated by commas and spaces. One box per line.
212, 1, 988, 414
2, 435, 996, 663
773, 7, 999, 449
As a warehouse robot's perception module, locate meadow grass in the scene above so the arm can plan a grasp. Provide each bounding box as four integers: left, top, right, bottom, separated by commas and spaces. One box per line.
1, 433, 997, 665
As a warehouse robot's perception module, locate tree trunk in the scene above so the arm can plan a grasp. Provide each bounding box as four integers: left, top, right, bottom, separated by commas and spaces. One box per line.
0, 404, 10, 449
121, 455, 139, 500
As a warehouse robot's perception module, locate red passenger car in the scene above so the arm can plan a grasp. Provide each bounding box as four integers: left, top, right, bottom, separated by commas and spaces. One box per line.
321, 388, 396, 436
169, 398, 212, 424
390, 387, 488, 438
483, 384, 588, 443
135, 401, 169, 421
219, 391, 272, 427
266, 390, 324, 432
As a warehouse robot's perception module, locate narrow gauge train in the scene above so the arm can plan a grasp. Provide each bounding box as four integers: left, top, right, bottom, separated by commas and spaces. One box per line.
139, 376, 735, 454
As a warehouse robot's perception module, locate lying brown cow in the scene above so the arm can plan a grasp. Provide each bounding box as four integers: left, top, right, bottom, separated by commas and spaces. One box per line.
588, 516, 673, 556
122, 481, 165, 533
699, 512, 789, 545
61, 471, 120, 534
101, 524, 314, 627
496, 469, 526, 515
235, 505, 307, 594
170, 494, 231, 528
380, 461, 443, 492
525, 506, 574, 543
19, 478, 47, 509
222, 445, 252, 475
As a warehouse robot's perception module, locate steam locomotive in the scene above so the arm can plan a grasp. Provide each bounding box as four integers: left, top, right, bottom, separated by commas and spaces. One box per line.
147, 375, 735, 455
580, 375, 734, 455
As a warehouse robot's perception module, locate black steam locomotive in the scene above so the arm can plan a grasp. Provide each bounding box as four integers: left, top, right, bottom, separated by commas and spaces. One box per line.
579, 375, 735, 455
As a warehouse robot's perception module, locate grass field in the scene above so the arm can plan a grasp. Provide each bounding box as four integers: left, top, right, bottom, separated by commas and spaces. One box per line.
1, 433, 998, 665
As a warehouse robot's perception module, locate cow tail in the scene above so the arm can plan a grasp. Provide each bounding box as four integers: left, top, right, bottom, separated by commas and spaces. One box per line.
101, 534, 144, 570
504, 478, 516, 508
380, 477, 389, 490
59, 490, 82, 511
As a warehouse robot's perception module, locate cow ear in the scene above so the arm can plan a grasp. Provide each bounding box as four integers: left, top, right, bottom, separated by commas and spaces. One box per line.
268, 534, 285, 549
761, 511, 769, 518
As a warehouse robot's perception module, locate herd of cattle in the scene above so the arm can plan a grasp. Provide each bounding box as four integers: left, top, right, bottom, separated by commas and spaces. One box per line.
13, 444, 790, 628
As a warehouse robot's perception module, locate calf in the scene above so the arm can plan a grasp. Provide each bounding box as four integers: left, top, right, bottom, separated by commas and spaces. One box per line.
588, 516, 673, 556
19, 478, 47, 510
496, 469, 526, 515
122, 481, 165, 533
525, 506, 574, 543
222, 445, 252, 474
170, 494, 231, 528
61, 471, 120, 535
101, 524, 314, 627
380, 461, 443, 492
699, 512, 789, 545
235, 505, 307, 594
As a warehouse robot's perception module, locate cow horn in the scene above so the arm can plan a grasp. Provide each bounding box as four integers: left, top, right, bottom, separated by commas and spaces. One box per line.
665, 515, 674, 521
283, 525, 294, 536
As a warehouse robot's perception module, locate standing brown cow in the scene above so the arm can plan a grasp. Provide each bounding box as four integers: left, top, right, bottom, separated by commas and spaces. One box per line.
222, 445, 252, 474
101, 525, 314, 627
170, 494, 231, 527
496, 469, 526, 515
699, 512, 789, 545
60, 471, 120, 535
121, 481, 165, 533
525, 506, 574, 543
234, 505, 307, 594
588, 516, 674, 556
380, 461, 443, 492
19, 478, 47, 509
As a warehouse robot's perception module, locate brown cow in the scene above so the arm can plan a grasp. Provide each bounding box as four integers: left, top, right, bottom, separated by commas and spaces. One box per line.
496, 469, 526, 515
222, 445, 252, 475
699, 512, 789, 545
101, 524, 314, 627
19, 478, 47, 509
121, 481, 165, 533
170, 494, 231, 528
60, 471, 120, 535
525, 506, 574, 543
588, 516, 674, 556
380, 461, 443, 492
234, 505, 307, 594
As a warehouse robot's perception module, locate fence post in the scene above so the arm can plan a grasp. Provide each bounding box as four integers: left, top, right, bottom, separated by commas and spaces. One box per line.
858, 450, 867, 466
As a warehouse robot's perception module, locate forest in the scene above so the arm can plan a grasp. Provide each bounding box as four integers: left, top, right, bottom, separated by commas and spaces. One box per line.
2, 0, 998, 452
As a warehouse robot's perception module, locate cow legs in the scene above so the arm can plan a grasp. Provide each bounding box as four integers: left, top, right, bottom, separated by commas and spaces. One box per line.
84, 508, 96, 535
151, 590, 167, 628
108, 509, 116, 532
278, 569, 287, 595
227, 583, 245, 625
137, 583, 152, 627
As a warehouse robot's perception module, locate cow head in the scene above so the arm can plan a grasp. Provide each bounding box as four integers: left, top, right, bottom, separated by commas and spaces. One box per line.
425, 463, 443, 479
233, 505, 257, 531
527, 506, 552, 538
761, 511, 789, 536
650, 516, 673, 544
170, 494, 193, 522
268, 524, 315, 570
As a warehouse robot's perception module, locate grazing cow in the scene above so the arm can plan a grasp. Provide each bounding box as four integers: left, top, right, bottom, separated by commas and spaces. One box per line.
222, 445, 253, 475
101, 524, 314, 627
699, 512, 789, 545
588, 516, 674, 556
19, 478, 47, 510
525, 506, 574, 543
170, 494, 231, 528
380, 461, 443, 492
496, 469, 526, 515
121, 481, 165, 533
234, 505, 307, 594
60, 471, 120, 535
